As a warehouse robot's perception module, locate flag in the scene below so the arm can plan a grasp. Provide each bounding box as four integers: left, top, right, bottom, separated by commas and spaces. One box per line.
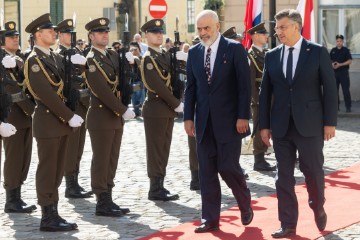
296, 0, 315, 42
242, 0, 263, 49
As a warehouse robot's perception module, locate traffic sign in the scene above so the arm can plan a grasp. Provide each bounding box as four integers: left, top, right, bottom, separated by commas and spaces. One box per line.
149, 0, 168, 19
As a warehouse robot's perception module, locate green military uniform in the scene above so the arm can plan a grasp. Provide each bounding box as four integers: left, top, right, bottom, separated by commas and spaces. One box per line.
55, 19, 92, 198
84, 17, 129, 217
24, 13, 78, 232
141, 19, 180, 201
2, 21, 37, 213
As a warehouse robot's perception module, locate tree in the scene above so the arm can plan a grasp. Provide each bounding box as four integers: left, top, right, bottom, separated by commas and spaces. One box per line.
204, 0, 224, 12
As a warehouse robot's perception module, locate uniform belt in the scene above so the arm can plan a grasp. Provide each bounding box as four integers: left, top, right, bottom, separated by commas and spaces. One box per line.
11, 91, 27, 103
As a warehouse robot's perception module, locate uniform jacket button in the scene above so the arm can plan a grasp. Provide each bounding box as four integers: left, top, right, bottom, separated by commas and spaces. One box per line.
99, 104, 103, 108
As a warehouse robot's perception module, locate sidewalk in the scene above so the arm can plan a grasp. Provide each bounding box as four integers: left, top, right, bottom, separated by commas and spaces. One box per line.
337, 100, 360, 117
0, 111, 359, 239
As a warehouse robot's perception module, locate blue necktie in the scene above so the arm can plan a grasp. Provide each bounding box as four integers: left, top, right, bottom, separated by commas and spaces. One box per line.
286, 47, 294, 85
205, 48, 211, 84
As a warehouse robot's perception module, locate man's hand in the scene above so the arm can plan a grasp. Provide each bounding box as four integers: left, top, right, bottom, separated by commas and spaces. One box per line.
0, 122, 17, 137
122, 108, 136, 120
332, 62, 339, 69
71, 54, 87, 65
184, 120, 195, 137
2, 56, 16, 68
174, 102, 184, 113
176, 51, 188, 62
324, 126, 336, 141
125, 52, 135, 64
68, 114, 84, 128
260, 129, 272, 147
236, 119, 249, 134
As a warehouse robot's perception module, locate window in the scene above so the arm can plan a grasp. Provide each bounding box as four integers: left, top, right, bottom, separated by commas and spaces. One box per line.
103, 8, 116, 31
4, 0, 20, 31
187, 0, 195, 33
50, 0, 63, 25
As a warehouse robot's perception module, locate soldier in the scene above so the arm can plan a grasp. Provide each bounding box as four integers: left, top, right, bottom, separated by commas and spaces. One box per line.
140, 19, 183, 201
55, 19, 92, 199
222, 26, 243, 43
247, 23, 276, 171
24, 13, 84, 232
1, 21, 37, 213
84, 18, 135, 217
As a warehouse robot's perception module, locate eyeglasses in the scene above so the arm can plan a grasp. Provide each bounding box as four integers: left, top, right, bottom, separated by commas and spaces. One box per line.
274, 23, 294, 32
77, 42, 84, 45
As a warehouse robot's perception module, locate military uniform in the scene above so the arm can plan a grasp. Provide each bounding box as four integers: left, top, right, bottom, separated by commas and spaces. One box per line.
84, 17, 130, 217
222, 26, 243, 42
1, 21, 37, 213
247, 23, 275, 171
140, 19, 180, 201
55, 19, 92, 198
24, 13, 78, 232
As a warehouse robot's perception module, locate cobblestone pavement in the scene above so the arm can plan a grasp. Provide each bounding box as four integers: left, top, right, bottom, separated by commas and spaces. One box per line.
1, 102, 359, 240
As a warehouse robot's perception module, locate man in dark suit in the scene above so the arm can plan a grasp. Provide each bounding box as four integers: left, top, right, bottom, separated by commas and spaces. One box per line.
259, 9, 338, 238
184, 10, 253, 233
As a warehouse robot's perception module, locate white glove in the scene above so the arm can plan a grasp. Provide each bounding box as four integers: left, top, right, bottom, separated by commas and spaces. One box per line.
2, 55, 16, 68
176, 51, 188, 62
70, 54, 87, 65
174, 102, 184, 113
68, 114, 84, 127
125, 52, 134, 64
122, 108, 136, 120
0, 122, 17, 137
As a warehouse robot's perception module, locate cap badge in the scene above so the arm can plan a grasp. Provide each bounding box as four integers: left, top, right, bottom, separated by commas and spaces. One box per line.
100, 19, 106, 25
155, 20, 161, 26
49, 15, 52, 21
9, 23, 15, 30
67, 21, 72, 26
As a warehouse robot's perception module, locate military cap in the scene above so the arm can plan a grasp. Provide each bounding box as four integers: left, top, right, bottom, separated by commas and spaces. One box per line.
336, 34, 344, 40
222, 26, 238, 39
3, 21, 19, 36
192, 35, 200, 45
112, 41, 121, 47
247, 22, 269, 35
56, 19, 75, 33
141, 19, 164, 33
85, 18, 110, 32
25, 13, 57, 35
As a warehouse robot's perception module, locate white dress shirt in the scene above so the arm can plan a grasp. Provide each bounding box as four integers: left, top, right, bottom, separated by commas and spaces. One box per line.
204, 32, 221, 75
282, 37, 303, 79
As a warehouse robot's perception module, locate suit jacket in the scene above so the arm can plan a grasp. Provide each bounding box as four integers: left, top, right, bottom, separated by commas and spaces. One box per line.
259, 39, 338, 138
184, 36, 251, 143
85, 47, 127, 130
25, 47, 74, 138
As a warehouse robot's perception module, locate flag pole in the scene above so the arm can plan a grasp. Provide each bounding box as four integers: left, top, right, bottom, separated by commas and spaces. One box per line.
269, 0, 276, 48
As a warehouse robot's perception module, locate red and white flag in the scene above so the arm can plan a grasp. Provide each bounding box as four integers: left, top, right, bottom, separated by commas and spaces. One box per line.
243, 0, 263, 50
296, 0, 316, 42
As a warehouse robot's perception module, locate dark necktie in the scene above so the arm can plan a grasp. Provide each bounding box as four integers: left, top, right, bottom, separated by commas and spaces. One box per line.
205, 47, 211, 84
286, 47, 294, 85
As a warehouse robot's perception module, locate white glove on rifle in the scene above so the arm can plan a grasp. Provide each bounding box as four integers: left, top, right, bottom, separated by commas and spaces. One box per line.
68, 114, 84, 127
2, 55, 16, 68
176, 51, 188, 62
0, 122, 17, 137
70, 54, 87, 65
174, 102, 184, 113
122, 108, 136, 120
125, 52, 134, 64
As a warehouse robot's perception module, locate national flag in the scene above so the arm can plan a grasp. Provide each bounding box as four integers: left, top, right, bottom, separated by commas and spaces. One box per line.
242, 0, 263, 49
296, 0, 316, 42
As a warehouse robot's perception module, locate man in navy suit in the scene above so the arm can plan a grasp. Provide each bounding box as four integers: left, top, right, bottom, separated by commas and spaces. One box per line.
259, 9, 337, 238
184, 10, 253, 233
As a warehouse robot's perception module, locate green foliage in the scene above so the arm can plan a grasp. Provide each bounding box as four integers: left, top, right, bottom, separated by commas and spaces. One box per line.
204, 0, 224, 11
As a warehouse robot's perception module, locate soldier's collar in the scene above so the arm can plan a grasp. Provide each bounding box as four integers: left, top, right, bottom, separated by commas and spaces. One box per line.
149, 46, 162, 53
4, 49, 16, 56
59, 44, 70, 50
252, 44, 264, 52
34, 45, 51, 56
92, 46, 107, 56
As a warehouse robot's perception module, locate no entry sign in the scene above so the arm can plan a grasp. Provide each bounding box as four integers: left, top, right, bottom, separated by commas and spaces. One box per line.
149, 0, 168, 19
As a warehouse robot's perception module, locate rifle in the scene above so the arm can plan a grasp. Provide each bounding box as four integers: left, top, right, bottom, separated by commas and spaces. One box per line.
169, 17, 186, 100
117, 13, 133, 106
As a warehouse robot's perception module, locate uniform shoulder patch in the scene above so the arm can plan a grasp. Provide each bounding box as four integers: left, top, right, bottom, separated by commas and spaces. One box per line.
31, 64, 40, 72
146, 62, 154, 70
89, 65, 96, 72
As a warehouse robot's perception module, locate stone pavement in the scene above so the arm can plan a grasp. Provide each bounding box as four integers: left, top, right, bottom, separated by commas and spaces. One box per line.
0, 101, 359, 240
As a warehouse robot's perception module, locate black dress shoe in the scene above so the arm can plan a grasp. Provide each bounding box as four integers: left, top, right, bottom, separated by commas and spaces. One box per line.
194, 222, 219, 233
241, 207, 254, 225
315, 209, 327, 231
271, 227, 296, 238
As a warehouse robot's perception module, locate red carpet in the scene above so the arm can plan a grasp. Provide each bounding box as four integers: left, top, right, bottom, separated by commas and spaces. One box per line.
139, 163, 360, 240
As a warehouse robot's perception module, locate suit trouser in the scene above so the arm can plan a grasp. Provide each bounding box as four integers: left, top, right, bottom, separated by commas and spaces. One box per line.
89, 129, 123, 195
251, 103, 268, 155
3, 127, 32, 190
335, 70, 352, 109
188, 136, 198, 171
36, 135, 69, 206
143, 117, 174, 178
197, 119, 251, 224
273, 117, 325, 228
64, 124, 86, 175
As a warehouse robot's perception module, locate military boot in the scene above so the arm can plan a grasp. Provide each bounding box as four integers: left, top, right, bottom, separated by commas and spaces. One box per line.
4, 188, 36, 213
65, 175, 92, 198
95, 192, 123, 217
108, 188, 130, 214
40, 204, 76, 232
190, 170, 200, 191
148, 177, 179, 201
53, 202, 78, 230
253, 153, 276, 171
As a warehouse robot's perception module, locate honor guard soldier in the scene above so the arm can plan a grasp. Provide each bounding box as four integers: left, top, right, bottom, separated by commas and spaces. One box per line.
55, 19, 92, 199
247, 23, 276, 171
140, 19, 183, 201
222, 26, 243, 43
84, 17, 135, 217
1, 21, 37, 213
24, 13, 84, 232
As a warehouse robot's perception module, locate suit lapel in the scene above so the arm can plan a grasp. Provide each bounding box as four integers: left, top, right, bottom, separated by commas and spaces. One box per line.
196, 44, 207, 83
211, 36, 226, 87
275, 45, 286, 81
292, 39, 311, 84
